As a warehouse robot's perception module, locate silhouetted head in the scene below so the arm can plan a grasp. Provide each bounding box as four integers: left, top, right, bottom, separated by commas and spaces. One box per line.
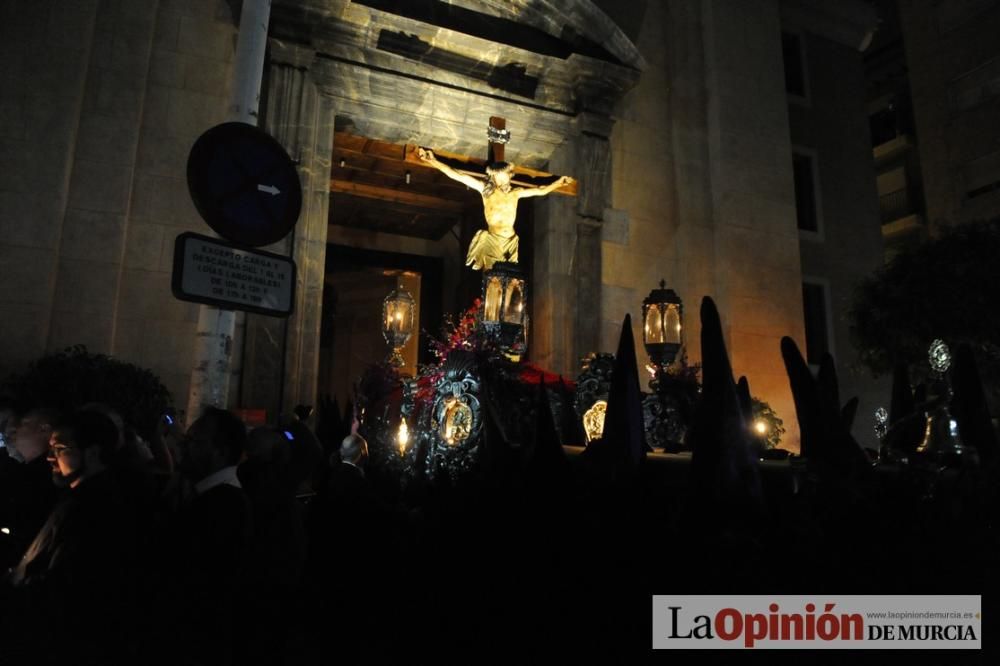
182, 407, 247, 482
13, 407, 61, 464
79, 402, 126, 451
246, 427, 290, 465
339, 433, 368, 467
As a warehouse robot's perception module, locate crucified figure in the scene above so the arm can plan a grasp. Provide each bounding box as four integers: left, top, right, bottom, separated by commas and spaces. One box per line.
418, 147, 573, 270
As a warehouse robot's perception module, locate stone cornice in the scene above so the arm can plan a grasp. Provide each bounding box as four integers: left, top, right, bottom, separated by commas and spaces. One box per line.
268, 0, 639, 166
271, 0, 639, 113
443, 0, 647, 71
269, 39, 318, 69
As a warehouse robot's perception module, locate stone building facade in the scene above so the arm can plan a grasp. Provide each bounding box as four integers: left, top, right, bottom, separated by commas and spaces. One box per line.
897, 0, 1000, 231
866, 0, 1000, 260
782, 2, 888, 445
0, 0, 239, 405
1, 0, 885, 450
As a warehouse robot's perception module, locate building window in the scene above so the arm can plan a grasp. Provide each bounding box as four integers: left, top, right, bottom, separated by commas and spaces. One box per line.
950, 56, 1000, 112
792, 148, 822, 237
962, 149, 1000, 199
876, 166, 922, 224
802, 280, 831, 366
782, 31, 808, 101
868, 93, 915, 147
869, 106, 898, 147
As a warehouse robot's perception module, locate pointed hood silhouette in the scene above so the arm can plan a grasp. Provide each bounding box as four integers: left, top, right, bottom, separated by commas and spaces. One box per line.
817, 354, 842, 423
841, 397, 859, 434
315, 393, 343, 457
736, 376, 753, 425
597, 314, 647, 468
688, 297, 762, 519
343, 399, 356, 437
889, 362, 915, 426
559, 376, 586, 446
951, 344, 997, 463
884, 363, 924, 456
780, 337, 869, 475
330, 395, 343, 433
479, 378, 517, 490
524, 377, 569, 494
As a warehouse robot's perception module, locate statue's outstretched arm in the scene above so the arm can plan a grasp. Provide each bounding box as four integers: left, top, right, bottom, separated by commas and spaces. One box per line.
516, 175, 573, 199
418, 147, 484, 193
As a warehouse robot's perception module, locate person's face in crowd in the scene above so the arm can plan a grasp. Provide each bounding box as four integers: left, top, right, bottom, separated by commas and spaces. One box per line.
179, 417, 225, 481
47, 428, 84, 488
13, 412, 53, 463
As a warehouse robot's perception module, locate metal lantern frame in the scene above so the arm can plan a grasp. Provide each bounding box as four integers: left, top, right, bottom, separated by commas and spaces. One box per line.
382, 286, 416, 367
642, 279, 683, 372
480, 261, 528, 355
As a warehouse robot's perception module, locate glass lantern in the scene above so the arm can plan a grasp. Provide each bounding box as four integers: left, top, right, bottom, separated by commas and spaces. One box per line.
480, 261, 527, 356
642, 279, 683, 372
382, 287, 415, 367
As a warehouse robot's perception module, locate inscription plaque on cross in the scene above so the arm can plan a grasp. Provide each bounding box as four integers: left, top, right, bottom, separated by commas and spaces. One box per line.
486, 116, 510, 164
414, 117, 576, 270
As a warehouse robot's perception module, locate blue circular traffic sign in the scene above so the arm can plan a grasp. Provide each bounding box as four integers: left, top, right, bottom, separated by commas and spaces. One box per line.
187, 122, 302, 247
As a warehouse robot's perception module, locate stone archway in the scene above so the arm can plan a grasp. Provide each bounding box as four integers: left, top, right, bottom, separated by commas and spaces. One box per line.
242, 0, 644, 416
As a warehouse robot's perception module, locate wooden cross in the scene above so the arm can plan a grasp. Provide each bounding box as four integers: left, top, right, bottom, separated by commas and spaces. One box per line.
404, 117, 577, 196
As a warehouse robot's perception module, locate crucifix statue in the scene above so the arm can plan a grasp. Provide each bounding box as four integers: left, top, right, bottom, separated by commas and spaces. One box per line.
418, 117, 575, 270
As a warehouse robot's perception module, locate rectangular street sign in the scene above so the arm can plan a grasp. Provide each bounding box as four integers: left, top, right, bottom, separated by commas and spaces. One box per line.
171, 232, 295, 317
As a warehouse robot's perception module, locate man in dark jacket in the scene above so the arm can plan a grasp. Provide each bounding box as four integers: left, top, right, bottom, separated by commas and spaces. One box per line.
4, 410, 138, 664
165, 406, 253, 666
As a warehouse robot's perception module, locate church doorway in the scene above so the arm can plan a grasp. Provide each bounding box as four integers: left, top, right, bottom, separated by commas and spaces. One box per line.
319, 245, 443, 407
321, 131, 468, 406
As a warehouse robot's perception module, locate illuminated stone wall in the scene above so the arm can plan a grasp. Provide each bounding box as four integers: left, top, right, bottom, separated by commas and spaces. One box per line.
605, 0, 807, 450
0, 0, 238, 409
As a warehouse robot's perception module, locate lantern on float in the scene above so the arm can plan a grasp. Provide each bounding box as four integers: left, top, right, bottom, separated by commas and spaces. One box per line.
480, 261, 527, 356
642, 279, 683, 375
382, 287, 415, 367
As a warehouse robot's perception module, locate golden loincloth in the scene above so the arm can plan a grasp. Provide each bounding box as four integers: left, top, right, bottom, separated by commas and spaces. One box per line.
465, 229, 519, 270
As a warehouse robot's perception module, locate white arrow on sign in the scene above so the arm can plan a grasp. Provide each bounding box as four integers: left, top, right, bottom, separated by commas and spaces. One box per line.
257, 184, 281, 196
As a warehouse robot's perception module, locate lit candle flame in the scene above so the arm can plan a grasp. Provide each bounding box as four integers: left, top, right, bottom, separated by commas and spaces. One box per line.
397, 419, 409, 454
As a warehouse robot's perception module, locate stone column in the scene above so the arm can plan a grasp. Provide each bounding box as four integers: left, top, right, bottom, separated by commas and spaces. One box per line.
532, 112, 614, 377
241, 43, 334, 418
574, 112, 614, 363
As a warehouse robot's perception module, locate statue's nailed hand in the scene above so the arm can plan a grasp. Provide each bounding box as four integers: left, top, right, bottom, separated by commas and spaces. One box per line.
558, 175, 573, 187
418, 147, 436, 163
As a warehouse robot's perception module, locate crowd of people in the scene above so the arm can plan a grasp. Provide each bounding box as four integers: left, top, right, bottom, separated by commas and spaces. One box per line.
0, 296, 994, 664
0, 400, 405, 665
